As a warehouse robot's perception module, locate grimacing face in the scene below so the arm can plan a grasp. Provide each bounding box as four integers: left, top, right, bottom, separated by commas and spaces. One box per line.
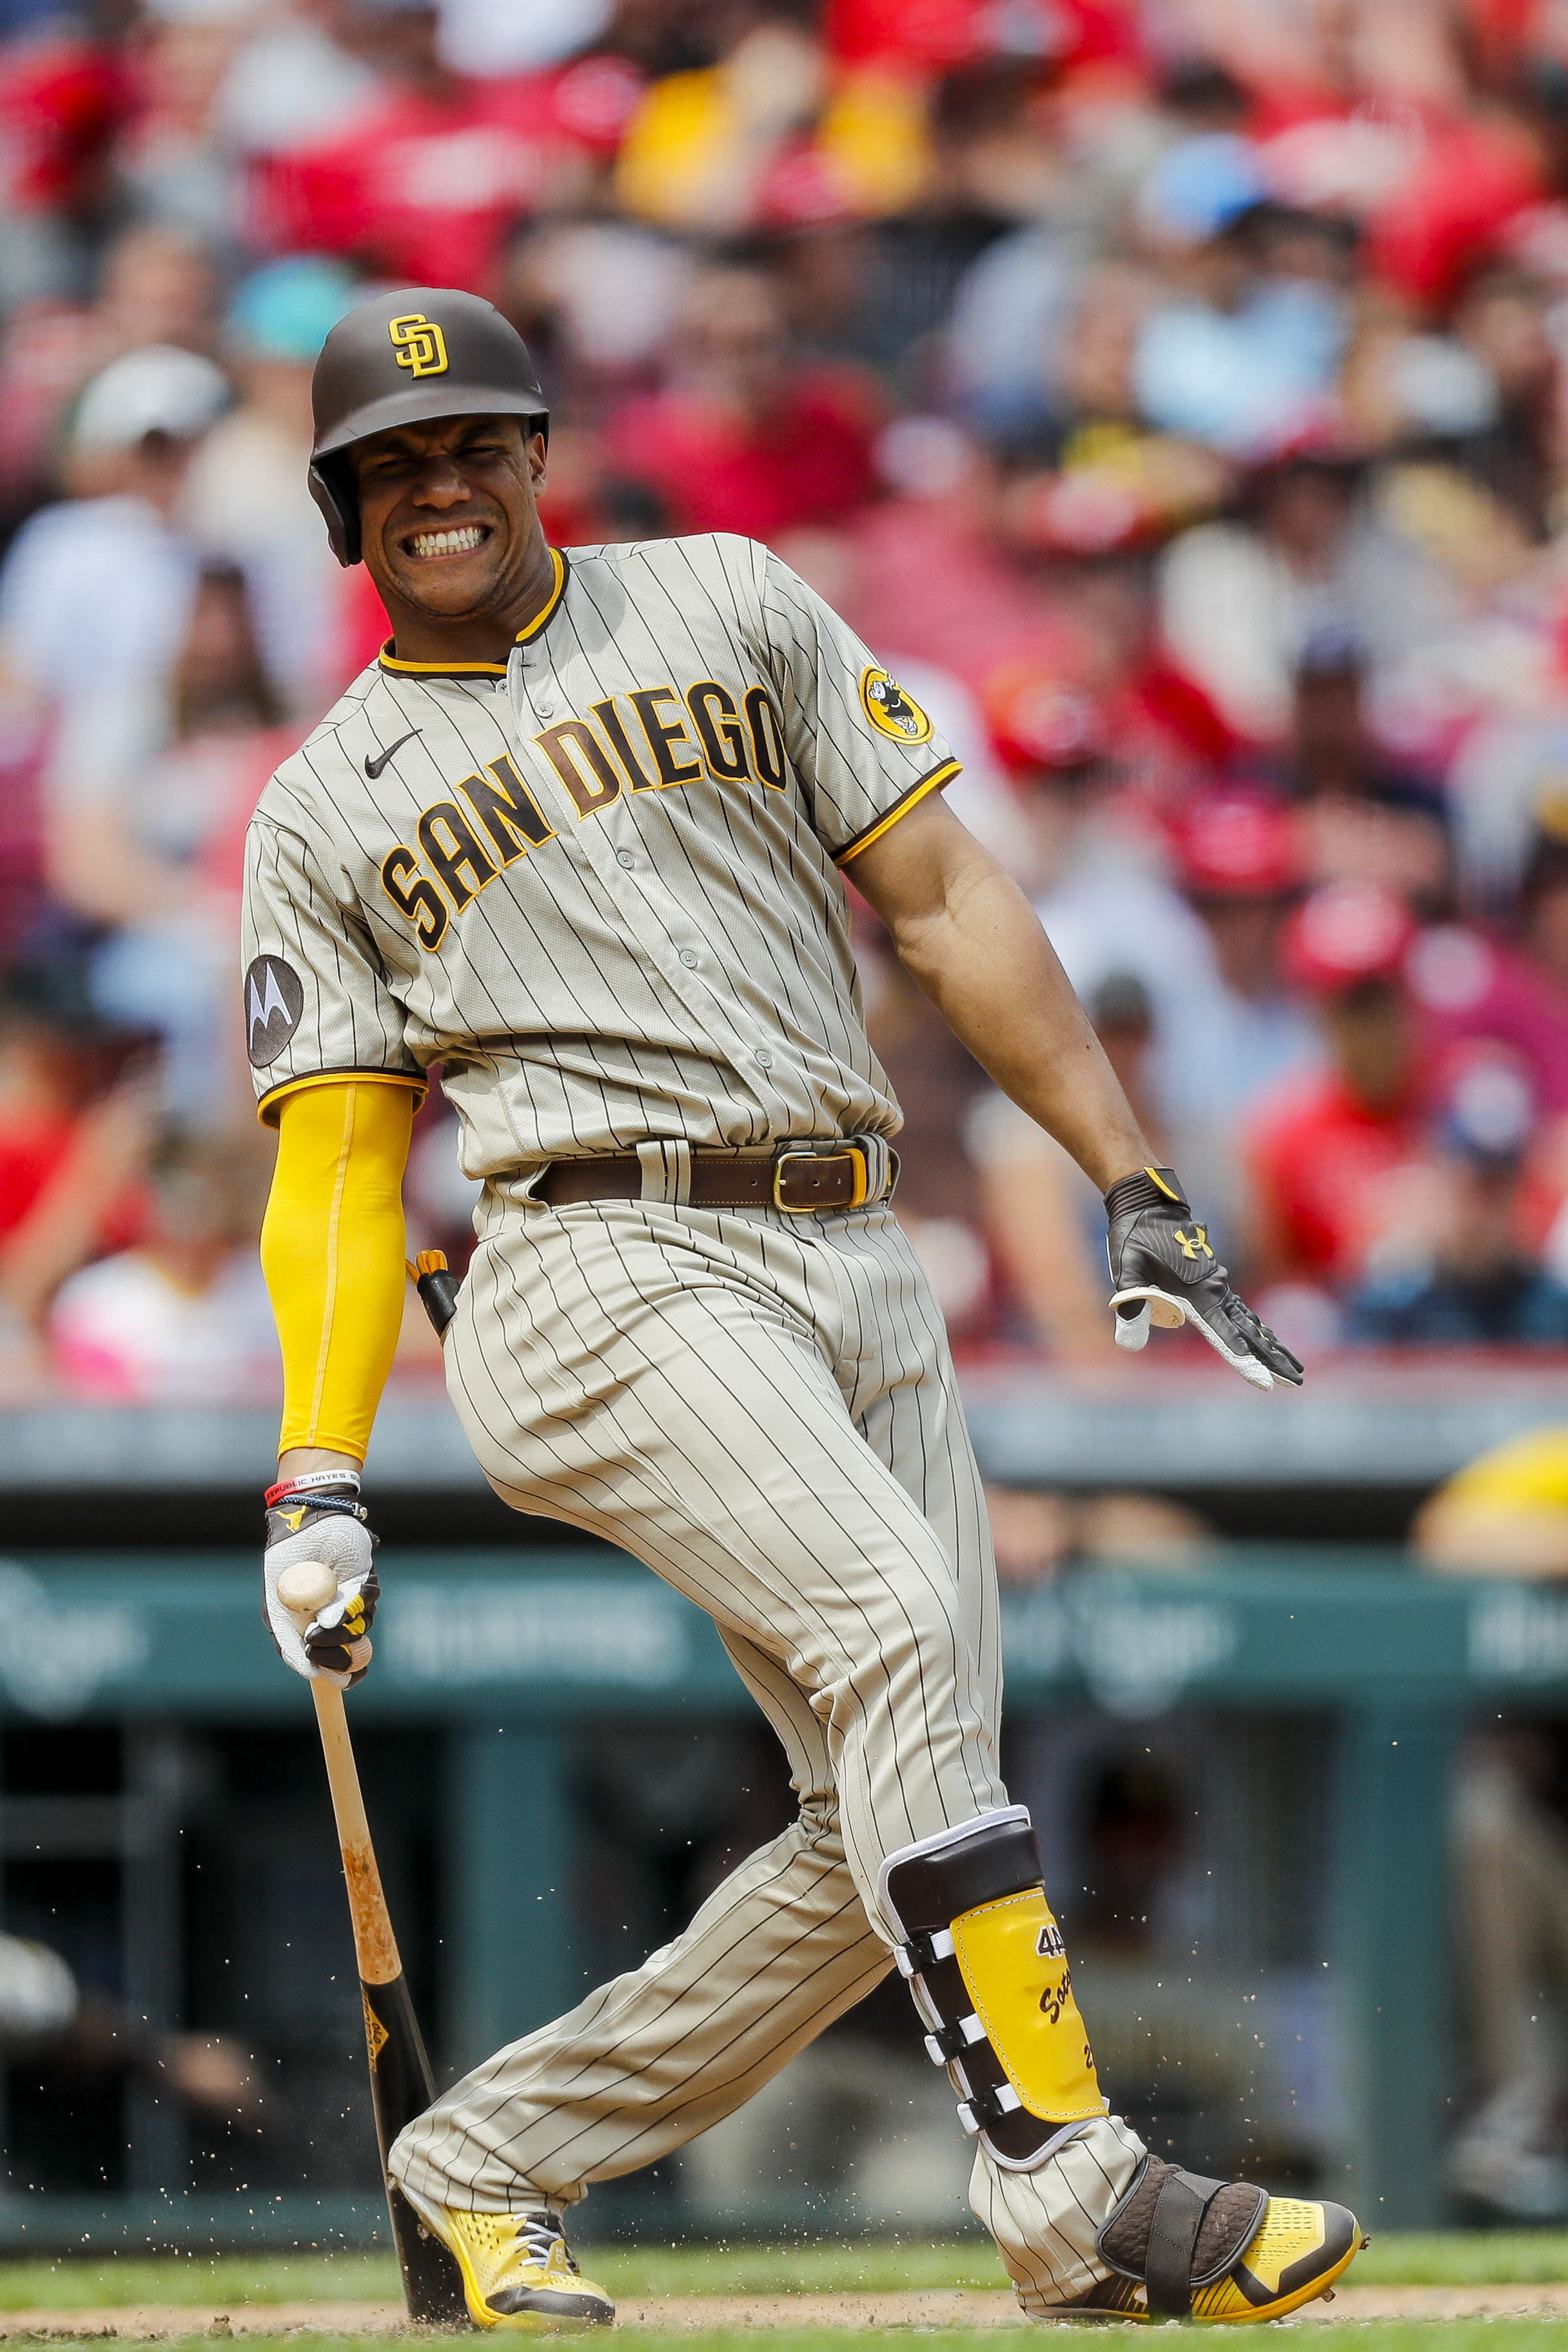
351, 413, 548, 622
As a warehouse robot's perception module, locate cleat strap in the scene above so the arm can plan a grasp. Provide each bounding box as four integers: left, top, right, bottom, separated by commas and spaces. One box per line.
1145, 2169, 1219, 2320
1100, 2157, 1266, 2315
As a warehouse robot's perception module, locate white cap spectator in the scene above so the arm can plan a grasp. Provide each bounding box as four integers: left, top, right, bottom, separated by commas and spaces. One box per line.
141, 0, 256, 18
71, 345, 230, 454
1386, 334, 1500, 437
438, 0, 611, 75
1, 348, 230, 713
1443, 1057, 1536, 1164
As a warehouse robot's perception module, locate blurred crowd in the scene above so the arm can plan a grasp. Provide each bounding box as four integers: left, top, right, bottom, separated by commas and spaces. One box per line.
12, 0, 1568, 1395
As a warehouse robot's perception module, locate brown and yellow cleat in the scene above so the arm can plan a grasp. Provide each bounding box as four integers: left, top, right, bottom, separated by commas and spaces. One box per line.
1068, 2157, 1365, 2322
398, 2190, 614, 2331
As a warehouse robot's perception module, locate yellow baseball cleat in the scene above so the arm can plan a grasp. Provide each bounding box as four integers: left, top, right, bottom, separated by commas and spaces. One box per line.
398, 2190, 614, 2330
1068, 2158, 1365, 2322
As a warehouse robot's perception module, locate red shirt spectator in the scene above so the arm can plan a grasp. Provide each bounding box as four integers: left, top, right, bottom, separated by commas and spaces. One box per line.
0, 35, 130, 217
1248, 1067, 1435, 1284
603, 261, 878, 542
823, 0, 1139, 70
848, 484, 1088, 692
255, 50, 641, 294
1366, 113, 1542, 308
0, 968, 150, 1330
1246, 881, 1435, 1284
0, 1094, 142, 1262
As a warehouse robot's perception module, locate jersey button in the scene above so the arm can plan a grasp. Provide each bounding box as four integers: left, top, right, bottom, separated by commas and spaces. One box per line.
616, 849, 636, 869
756, 1050, 774, 1068
679, 949, 698, 968
535, 698, 556, 718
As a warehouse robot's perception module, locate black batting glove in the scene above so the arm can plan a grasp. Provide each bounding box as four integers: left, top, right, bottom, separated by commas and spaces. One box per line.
1104, 1166, 1304, 1392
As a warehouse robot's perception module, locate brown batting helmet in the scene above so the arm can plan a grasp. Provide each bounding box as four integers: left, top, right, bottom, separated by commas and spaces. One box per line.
308, 286, 549, 566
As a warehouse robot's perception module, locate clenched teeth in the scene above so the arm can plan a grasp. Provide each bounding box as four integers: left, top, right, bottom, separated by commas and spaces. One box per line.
409, 525, 487, 557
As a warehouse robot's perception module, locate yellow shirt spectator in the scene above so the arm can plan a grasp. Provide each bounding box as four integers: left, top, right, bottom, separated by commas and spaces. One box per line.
1416, 1427, 1568, 1575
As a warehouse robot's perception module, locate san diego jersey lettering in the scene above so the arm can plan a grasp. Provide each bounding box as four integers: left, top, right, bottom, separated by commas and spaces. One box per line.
242, 534, 959, 1177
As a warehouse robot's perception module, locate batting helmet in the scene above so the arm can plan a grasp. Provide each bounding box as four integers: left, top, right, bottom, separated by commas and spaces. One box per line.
308, 286, 549, 567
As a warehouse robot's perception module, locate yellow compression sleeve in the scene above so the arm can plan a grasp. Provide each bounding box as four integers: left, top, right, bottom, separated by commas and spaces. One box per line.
261, 1081, 418, 1462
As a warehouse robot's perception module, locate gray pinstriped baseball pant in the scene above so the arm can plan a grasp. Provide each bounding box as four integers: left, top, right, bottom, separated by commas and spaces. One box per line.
387, 1191, 1144, 2307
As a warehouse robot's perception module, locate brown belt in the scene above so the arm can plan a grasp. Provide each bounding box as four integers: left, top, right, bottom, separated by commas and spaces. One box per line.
537, 1141, 892, 1215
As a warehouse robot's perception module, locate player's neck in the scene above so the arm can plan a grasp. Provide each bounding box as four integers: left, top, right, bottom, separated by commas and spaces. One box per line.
377, 535, 560, 669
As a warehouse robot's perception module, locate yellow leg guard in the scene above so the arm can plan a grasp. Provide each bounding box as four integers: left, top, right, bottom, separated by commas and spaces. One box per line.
951, 1885, 1102, 2126
879, 1808, 1104, 2169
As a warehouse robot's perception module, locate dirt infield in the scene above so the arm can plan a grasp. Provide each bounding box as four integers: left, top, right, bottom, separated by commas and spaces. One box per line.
0, 2285, 1564, 2335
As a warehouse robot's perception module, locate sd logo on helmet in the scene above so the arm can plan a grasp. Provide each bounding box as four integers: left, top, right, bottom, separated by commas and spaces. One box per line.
307, 287, 548, 565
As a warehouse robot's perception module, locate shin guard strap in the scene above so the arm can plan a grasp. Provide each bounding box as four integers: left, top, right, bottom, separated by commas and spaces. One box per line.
895, 1928, 955, 1977
956, 2081, 1022, 2133
924, 2013, 985, 2064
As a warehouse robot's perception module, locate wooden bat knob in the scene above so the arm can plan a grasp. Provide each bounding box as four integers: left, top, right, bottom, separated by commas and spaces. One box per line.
277, 1559, 340, 1625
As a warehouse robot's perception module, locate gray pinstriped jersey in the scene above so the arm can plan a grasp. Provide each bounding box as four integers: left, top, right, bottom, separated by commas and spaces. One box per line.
241, 532, 959, 1176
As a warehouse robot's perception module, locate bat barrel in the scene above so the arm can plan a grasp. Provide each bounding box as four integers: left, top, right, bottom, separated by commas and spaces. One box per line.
359, 1974, 469, 2326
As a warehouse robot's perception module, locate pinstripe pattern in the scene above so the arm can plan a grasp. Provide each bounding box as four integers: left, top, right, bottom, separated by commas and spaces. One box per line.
246, 528, 1146, 2296
241, 534, 958, 1166
386, 1196, 1144, 2291
975, 2114, 1144, 2308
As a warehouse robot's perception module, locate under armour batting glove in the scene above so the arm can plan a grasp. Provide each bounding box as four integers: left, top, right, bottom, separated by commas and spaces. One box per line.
1104, 1166, 1304, 1392
262, 1485, 378, 1688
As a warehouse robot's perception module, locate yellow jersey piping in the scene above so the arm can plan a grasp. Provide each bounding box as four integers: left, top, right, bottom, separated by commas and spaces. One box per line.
257, 1068, 427, 1128
377, 548, 568, 676
516, 546, 567, 642
835, 760, 961, 867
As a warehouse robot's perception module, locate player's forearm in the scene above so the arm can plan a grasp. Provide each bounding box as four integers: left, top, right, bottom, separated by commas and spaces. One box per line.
262, 1081, 416, 1467
903, 876, 1148, 1189
858, 804, 1151, 1193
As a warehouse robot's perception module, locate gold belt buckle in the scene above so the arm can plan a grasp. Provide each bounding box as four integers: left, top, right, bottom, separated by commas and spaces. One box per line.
772, 1144, 868, 1213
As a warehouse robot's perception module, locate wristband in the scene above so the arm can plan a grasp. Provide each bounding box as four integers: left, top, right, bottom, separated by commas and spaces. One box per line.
266, 1469, 362, 1507
265, 1492, 366, 1527
1103, 1165, 1188, 1217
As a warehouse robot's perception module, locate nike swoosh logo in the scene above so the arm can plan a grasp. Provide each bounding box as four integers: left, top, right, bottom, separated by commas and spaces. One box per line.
365, 727, 422, 779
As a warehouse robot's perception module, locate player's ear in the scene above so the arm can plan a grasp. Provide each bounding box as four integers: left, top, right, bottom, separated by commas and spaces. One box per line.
526, 426, 547, 497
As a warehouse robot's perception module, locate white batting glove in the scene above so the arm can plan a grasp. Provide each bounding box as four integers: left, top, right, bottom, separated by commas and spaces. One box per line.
262, 1491, 378, 1689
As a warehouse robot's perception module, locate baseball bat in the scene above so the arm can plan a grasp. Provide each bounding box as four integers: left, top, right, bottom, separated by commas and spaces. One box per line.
276, 1561, 467, 2326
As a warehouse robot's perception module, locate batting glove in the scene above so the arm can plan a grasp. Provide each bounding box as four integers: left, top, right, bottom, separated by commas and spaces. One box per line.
1104, 1166, 1304, 1393
262, 1484, 378, 1689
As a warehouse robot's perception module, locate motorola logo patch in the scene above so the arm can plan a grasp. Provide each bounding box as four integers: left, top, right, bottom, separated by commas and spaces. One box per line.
244, 955, 304, 1068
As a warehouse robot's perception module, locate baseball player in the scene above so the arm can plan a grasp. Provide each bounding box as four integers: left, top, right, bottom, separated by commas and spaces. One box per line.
246, 288, 1357, 2329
